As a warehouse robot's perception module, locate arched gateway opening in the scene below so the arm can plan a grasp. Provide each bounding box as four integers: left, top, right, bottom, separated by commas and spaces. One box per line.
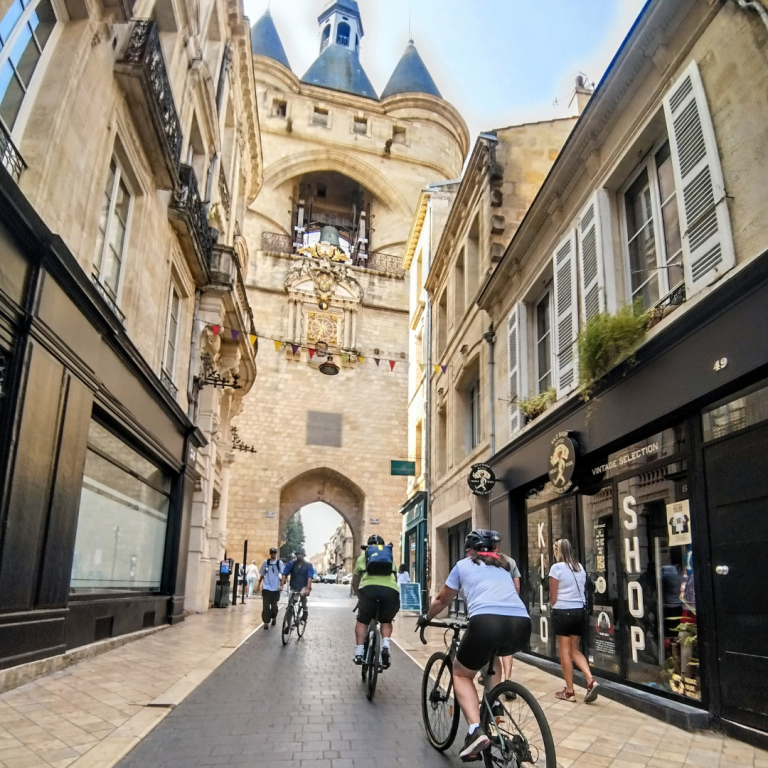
279, 468, 365, 570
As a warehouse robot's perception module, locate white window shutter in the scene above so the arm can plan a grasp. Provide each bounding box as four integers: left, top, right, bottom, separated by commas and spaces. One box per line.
577, 192, 605, 324
507, 303, 527, 436
663, 60, 734, 298
553, 229, 579, 398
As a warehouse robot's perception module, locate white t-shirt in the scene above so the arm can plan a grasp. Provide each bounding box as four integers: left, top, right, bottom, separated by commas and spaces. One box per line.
397, 572, 411, 584
549, 562, 586, 609
445, 558, 529, 619
245, 564, 259, 579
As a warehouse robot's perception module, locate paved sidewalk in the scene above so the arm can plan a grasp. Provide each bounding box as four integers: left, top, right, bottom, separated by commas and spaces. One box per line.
0, 596, 266, 768
392, 617, 768, 768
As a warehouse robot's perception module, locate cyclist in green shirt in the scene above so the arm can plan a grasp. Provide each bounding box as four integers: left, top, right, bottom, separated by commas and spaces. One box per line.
352, 535, 400, 668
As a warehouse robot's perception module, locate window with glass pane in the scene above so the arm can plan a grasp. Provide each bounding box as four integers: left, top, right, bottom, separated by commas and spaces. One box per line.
0, 0, 56, 131
94, 159, 131, 299
526, 504, 550, 656
535, 292, 552, 393
623, 139, 684, 311
71, 421, 172, 594
468, 380, 480, 450
163, 286, 181, 376
702, 380, 768, 441
617, 463, 699, 701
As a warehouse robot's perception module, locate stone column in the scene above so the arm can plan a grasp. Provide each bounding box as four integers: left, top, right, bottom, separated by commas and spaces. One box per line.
350, 309, 357, 349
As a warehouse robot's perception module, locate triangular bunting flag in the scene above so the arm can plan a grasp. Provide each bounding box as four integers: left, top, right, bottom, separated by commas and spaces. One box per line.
230, 330, 239, 340
357, 356, 365, 364
419, 363, 426, 372
274, 340, 282, 352
342, 353, 349, 363
434, 365, 440, 374
249, 334, 257, 346
389, 360, 396, 371
309, 348, 316, 359
211, 325, 221, 336
441, 365, 448, 374
374, 358, 381, 367
291, 344, 299, 355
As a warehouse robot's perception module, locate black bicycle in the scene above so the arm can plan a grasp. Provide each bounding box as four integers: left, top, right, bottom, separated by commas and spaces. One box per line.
354, 603, 386, 701
281, 589, 307, 645
419, 619, 556, 768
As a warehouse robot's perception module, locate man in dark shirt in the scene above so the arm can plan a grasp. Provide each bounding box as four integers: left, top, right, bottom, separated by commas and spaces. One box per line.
280, 549, 315, 619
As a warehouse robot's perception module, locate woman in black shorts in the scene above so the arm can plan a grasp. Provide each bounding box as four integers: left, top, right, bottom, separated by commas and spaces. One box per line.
418, 530, 531, 760
549, 539, 599, 702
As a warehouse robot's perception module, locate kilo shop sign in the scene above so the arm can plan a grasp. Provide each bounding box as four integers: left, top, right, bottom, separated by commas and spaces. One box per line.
548, 432, 578, 494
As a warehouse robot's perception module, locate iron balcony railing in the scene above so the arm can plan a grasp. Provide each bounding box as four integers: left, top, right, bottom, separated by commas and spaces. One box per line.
170, 163, 214, 275
116, 20, 182, 188
160, 368, 178, 399
0, 122, 25, 182
91, 274, 126, 324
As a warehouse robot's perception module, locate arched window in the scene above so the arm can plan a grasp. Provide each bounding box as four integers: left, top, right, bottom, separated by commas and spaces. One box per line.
336, 22, 350, 46
320, 24, 330, 53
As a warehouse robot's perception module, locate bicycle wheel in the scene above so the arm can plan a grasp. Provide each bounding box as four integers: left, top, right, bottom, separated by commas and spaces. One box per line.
482, 681, 556, 768
281, 605, 293, 646
421, 652, 460, 751
361, 637, 369, 681
365, 626, 379, 701
296, 605, 306, 638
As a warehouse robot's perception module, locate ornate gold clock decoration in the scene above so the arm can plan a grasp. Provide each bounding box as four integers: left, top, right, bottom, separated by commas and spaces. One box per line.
307, 312, 340, 345
314, 271, 334, 310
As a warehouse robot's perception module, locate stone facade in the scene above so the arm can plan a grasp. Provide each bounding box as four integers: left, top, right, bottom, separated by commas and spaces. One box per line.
226, 5, 469, 566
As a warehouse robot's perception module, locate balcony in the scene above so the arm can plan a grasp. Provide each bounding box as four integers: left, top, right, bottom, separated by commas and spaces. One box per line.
169, 164, 215, 286
1, 123, 25, 182
160, 368, 178, 400
115, 20, 182, 190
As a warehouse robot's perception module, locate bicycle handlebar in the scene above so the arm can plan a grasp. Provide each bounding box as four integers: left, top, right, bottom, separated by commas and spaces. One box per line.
415, 618, 469, 645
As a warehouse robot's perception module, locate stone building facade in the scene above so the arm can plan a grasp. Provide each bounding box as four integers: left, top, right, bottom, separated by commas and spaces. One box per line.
226, 1, 469, 564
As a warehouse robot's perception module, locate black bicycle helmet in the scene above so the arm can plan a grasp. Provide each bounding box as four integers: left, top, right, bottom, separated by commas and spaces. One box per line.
464, 529, 496, 552
367, 534, 385, 546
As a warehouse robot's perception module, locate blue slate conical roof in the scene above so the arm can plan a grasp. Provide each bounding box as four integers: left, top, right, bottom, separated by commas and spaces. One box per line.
381, 41, 441, 99
301, 44, 378, 100
250, 11, 291, 71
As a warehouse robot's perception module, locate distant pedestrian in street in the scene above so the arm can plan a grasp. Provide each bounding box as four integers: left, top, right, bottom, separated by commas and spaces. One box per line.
397, 563, 410, 585
257, 548, 283, 630
549, 538, 599, 703
245, 560, 258, 598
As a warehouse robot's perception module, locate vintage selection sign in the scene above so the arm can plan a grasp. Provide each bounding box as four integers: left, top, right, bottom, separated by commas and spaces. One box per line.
548, 432, 578, 493
468, 463, 496, 496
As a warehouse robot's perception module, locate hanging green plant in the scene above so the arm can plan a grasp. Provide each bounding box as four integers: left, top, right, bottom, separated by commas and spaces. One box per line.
577, 302, 647, 399
518, 388, 557, 421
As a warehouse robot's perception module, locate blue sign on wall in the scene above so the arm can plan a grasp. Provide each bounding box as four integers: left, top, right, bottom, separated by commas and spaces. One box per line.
399, 582, 422, 612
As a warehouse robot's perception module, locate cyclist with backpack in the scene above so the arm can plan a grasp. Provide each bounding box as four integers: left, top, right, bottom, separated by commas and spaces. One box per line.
352, 534, 399, 668
280, 548, 315, 621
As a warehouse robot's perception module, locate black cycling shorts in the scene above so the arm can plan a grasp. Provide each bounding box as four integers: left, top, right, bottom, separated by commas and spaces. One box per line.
456, 615, 531, 671
552, 608, 587, 637
357, 585, 400, 625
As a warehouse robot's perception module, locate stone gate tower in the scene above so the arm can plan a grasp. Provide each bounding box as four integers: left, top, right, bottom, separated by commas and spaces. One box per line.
226, 1, 468, 566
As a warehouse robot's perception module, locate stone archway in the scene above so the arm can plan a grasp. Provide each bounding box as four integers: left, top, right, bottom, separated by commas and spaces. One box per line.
278, 467, 365, 555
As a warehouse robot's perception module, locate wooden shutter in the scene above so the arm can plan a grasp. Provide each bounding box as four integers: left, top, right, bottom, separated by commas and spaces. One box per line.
507, 303, 527, 436
662, 60, 734, 298
577, 190, 614, 323
553, 230, 579, 397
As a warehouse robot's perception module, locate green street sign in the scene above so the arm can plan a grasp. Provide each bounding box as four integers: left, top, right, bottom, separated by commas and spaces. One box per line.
391, 460, 416, 476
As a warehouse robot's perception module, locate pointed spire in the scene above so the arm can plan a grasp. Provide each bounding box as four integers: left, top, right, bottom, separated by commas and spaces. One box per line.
381, 40, 441, 99
251, 10, 291, 71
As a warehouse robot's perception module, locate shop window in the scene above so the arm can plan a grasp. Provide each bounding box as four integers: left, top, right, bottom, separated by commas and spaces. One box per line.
702, 380, 768, 441
70, 421, 172, 594
93, 158, 132, 302
621, 140, 683, 311
535, 290, 553, 394
392, 126, 406, 145
353, 115, 367, 135
271, 99, 287, 118
0, 0, 57, 132
312, 106, 329, 127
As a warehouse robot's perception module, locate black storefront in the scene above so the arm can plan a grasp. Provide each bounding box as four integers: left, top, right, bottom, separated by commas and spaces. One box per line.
0, 167, 201, 669
488, 250, 768, 744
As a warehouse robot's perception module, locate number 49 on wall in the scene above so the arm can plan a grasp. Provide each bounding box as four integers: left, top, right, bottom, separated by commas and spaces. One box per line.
713, 357, 728, 372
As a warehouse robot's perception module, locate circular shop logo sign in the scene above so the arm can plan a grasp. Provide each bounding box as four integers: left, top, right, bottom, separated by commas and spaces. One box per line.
468, 463, 496, 496
548, 432, 578, 494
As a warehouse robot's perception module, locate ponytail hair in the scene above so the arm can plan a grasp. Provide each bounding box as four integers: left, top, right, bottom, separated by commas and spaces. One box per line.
555, 538, 581, 572
469, 550, 511, 571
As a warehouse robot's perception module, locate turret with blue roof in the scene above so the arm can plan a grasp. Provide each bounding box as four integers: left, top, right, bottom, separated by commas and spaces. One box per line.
250, 9, 291, 71
381, 40, 441, 99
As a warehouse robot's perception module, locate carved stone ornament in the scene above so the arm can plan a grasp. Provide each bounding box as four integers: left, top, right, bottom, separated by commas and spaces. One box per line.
297, 241, 349, 263
284, 257, 363, 303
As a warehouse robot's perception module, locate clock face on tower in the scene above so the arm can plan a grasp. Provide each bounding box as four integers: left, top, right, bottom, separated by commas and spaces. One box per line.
306, 312, 339, 345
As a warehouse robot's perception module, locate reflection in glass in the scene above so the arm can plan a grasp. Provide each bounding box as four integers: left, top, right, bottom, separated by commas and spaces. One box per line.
702, 381, 768, 441
625, 168, 659, 310
526, 506, 550, 657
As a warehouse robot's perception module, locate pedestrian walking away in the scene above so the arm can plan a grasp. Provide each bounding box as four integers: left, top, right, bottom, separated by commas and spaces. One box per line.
550, 538, 599, 703
397, 563, 410, 585
257, 548, 283, 629
280, 548, 315, 621
245, 560, 259, 598
352, 535, 400, 669
418, 529, 532, 761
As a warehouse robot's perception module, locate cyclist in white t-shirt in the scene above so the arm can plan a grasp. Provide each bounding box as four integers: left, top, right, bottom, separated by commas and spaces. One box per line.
418, 530, 531, 761
549, 538, 599, 703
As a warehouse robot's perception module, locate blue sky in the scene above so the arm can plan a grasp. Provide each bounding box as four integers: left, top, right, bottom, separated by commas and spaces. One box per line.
245, 0, 648, 140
